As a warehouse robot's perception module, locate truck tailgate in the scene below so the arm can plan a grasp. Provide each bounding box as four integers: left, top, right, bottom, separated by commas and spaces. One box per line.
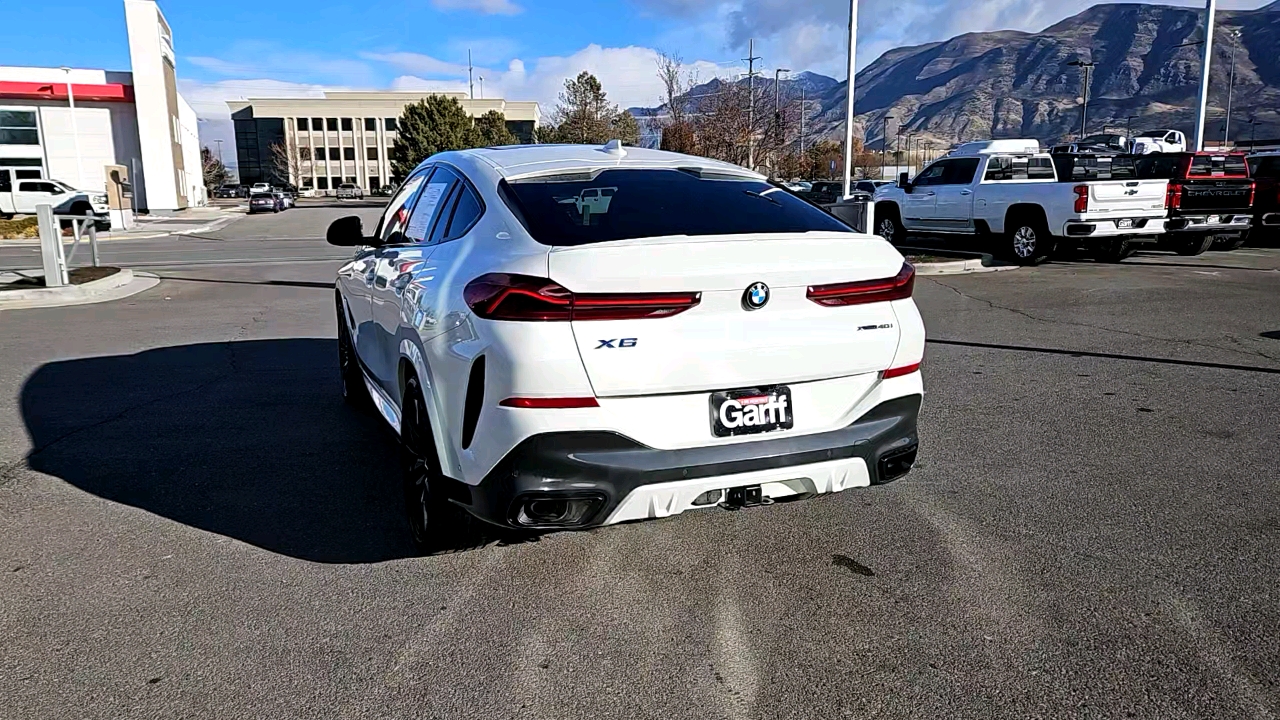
1085, 180, 1168, 218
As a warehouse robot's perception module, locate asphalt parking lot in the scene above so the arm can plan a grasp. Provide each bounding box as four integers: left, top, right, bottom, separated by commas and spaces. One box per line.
2, 207, 1279, 719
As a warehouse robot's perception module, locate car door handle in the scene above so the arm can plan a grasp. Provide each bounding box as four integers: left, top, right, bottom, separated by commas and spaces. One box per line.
959, 190, 972, 195
925, 192, 936, 196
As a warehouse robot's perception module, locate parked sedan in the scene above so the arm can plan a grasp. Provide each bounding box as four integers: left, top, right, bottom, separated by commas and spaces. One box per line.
336, 183, 364, 200
214, 185, 240, 199
327, 142, 923, 553
248, 192, 283, 214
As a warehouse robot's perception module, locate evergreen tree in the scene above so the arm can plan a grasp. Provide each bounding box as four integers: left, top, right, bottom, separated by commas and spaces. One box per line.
545, 71, 637, 145
201, 146, 229, 188
391, 96, 478, 179
473, 110, 518, 146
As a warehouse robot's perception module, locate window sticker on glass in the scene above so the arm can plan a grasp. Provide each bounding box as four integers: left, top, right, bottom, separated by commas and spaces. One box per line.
555, 186, 618, 225
406, 182, 450, 239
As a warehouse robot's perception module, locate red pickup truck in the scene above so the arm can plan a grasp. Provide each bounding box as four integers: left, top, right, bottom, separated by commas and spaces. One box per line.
1248, 153, 1280, 242
1135, 152, 1255, 255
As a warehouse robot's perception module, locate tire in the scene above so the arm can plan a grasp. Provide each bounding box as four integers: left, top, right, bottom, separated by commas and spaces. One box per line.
1174, 234, 1214, 256
1095, 237, 1135, 263
336, 296, 370, 409
875, 204, 904, 244
401, 376, 478, 555
1005, 214, 1054, 265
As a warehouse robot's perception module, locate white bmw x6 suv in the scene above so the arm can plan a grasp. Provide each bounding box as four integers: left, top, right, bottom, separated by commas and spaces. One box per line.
328, 142, 925, 552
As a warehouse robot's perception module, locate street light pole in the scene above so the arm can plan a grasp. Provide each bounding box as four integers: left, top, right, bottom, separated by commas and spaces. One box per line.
1223, 29, 1239, 146
214, 139, 223, 163
880, 115, 893, 180
1125, 114, 1139, 138
60, 67, 84, 189
1194, 0, 1218, 151
1068, 60, 1095, 140
842, 0, 859, 198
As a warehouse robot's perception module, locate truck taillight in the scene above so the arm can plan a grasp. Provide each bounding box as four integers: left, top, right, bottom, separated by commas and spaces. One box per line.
1166, 183, 1182, 210
1073, 185, 1089, 213
463, 273, 701, 321
1247, 181, 1255, 208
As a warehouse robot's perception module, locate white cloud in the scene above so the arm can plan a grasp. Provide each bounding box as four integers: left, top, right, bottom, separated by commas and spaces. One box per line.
430, 0, 522, 15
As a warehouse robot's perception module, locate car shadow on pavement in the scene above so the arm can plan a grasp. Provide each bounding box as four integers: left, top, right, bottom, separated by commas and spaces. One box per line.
19, 338, 419, 564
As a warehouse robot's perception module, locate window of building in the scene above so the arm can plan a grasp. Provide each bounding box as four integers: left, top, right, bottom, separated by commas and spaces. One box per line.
299, 147, 311, 161
313, 154, 325, 166
316, 177, 329, 190
312, 118, 323, 131
328, 147, 340, 161
330, 176, 341, 189
341, 118, 353, 132
345, 176, 357, 184
364, 118, 377, 132
296, 117, 309, 131
15, 169, 42, 179
369, 176, 380, 191
343, 147, 355, 161
326, 118, 338, 131
367, 147, 378, 161
385, 118, 397, 132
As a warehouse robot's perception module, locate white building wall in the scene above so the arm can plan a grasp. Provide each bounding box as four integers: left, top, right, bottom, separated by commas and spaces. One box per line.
124, 0, 178, 211
177, 94, 203, 205
39, 104, 116, 192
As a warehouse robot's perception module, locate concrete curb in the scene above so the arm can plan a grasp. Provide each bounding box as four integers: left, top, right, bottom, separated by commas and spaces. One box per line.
0, 212, 240, 245
0, 269, 160, 310
913, 257, 1020, 276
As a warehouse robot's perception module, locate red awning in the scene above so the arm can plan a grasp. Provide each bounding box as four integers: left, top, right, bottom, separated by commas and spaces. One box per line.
0, 81, 134, 103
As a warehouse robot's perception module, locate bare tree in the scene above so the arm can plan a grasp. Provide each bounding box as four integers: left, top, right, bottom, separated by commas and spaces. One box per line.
268, 141, 302, 187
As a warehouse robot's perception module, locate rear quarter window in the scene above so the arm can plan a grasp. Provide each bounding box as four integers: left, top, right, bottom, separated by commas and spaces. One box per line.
501, 168, 852, 246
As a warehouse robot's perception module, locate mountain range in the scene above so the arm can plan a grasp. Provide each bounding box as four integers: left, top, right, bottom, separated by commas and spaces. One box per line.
633, 1, 1280, 151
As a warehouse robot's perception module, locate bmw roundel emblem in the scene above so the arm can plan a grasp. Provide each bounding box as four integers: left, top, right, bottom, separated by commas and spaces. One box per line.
743, 282, 770, 310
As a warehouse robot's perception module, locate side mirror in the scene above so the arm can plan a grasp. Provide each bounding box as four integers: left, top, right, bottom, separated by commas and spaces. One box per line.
897, 172, 911, 191
327, 215, 372, 247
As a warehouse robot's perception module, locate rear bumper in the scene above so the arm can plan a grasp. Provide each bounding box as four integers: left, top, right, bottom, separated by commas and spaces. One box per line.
1062, 218, 1165, 238
455, 394, 922, 530
1165, 214, 1252, 234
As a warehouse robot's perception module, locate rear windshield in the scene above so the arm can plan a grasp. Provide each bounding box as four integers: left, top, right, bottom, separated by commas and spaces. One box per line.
1135, 155, 1183, 179
1052, 154, 1137, 181
1188, 155, 1249, 177
501, 168, 852, 246
1251, 156, 1280, 178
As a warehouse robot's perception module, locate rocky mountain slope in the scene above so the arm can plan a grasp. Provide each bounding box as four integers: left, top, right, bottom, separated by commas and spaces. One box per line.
638, 2, 1280, 150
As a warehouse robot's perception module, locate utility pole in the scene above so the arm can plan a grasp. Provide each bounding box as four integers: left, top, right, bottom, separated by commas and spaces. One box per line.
774, 68, 789, 172
1223, 28, 1240, 146
1194, 0, 1218, 151
468, 50, 474, 100
1068, 60, 1095, 140
479, 76, 485, 100
841, 0, 859, 198
880, 115, 893, 179
1125, 114, 1139, 138
799, 88, 807, 155
214, 138, 223, 163
743, 39, 761, 171
895, 125, 904, 168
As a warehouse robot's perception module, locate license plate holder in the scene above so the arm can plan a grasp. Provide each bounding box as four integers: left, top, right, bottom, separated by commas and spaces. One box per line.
709, 386, 793, 438
1117, 218, 1134, 229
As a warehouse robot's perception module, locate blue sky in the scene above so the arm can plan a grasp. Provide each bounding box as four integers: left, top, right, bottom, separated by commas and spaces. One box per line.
1, 0, 1269, 162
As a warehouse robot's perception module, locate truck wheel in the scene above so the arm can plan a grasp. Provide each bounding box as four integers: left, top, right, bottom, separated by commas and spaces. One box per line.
875, 204, 904, 244
1006, 217, 1053, 265
1174, 235, 1214, 256
401, 376, 478, 555
1095, 238, 1135, 263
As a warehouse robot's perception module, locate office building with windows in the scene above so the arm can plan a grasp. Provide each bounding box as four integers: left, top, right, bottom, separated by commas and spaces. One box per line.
226, 92, 540, 192
0, 0, 204, 214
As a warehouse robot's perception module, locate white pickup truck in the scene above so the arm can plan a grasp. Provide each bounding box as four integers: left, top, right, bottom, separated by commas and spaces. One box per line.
872, 139, 1169, 264
0, 175, 110, 226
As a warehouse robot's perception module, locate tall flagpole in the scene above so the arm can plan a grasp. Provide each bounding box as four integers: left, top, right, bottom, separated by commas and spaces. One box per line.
1193, 0, 1217, 151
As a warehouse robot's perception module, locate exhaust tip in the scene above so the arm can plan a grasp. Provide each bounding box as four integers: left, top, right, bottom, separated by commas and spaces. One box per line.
876, 443, 919, 485
513, 493, 605, 528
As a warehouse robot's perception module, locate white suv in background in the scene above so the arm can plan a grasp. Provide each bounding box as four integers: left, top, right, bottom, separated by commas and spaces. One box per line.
328, 142, 925, 552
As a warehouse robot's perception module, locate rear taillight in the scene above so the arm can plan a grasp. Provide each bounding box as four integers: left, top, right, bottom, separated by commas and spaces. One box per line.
1073, 185, 1089, 213
806, 262, 914, 307
499, 396, 599, 408
464, 273, 701, 321
1247, 180, 1256, 208
882, 361, 921, 379
1166, 183, 1183, 210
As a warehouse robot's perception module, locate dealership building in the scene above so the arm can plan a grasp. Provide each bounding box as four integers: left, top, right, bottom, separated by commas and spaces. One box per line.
227, 92, 541, 192
0, 0, 204, 214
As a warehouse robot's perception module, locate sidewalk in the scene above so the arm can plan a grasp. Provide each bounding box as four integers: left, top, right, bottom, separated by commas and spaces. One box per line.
0, 205, 243, 245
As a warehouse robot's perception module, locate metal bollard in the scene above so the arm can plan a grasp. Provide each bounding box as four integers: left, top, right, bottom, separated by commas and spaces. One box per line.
89, 221, 100, 267
36, 204, 68, 287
